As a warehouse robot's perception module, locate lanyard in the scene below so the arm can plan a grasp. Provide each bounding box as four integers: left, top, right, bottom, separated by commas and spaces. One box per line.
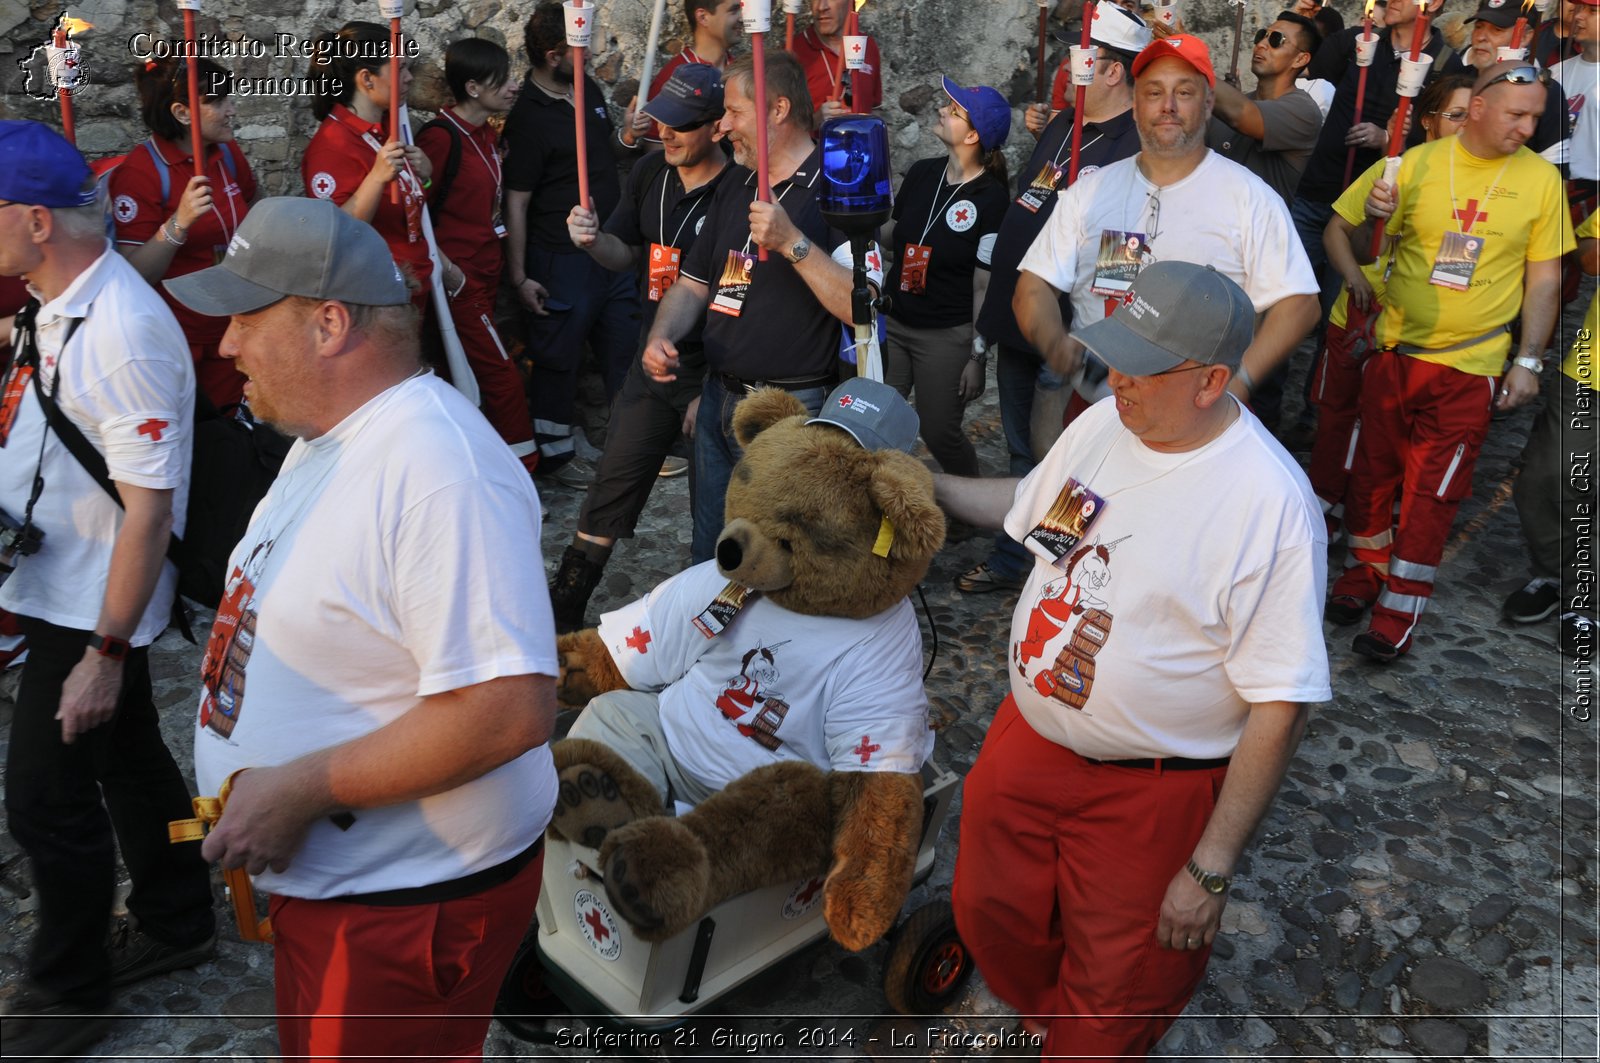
441, 108, 503, 205
919, 171, 972, 245
1052, 129, 1104, 172
1447, 145, 1511, 235
657, 167, 709, 249
740, 180, 796, 256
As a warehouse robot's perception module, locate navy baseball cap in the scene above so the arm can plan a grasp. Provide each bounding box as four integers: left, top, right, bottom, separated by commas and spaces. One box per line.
0, 121, 97, 208
1465, 0, 1542, 29
642, 63, 725, 129
941, 78, 1012, 152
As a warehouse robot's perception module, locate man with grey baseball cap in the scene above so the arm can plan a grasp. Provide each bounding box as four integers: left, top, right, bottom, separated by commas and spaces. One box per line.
169, 196, 563, 1060
933, 259, 1330, 1057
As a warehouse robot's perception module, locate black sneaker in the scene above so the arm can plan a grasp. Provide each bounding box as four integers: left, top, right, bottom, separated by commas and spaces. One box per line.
107, 919, 216, 988
549, 546, 605, 634
1502, 578, 1561, 624
1352, 630, 1407, 663
1561, 612, 1596, 659
0, 986, 112, 1060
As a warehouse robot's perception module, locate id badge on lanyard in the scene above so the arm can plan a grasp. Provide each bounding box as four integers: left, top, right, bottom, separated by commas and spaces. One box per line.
1017, 160, 1064, 213
693, 581, 756, 638
648, 242, 682, 302
1429, 231, 1485, 291
0, 366, 32, 448
900, 243, 932, 293
711, 249, 756, 317
1090, 230, 1146, 298
1025, 477, 1108, 565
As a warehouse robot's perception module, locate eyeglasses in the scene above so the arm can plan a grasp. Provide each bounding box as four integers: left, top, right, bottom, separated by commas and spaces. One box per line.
1428, 108, 1469, 122
1253, 29, 1292, 48
1480, 65, 1541, 92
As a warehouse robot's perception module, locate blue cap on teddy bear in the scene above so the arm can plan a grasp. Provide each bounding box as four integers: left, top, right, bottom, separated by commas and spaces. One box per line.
807, 378, 920, 454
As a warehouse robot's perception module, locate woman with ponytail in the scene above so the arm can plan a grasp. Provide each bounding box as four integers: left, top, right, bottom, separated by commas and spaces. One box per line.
112, 57, 258, 407
880, 78, 1011, 477
301, 21, 436, 304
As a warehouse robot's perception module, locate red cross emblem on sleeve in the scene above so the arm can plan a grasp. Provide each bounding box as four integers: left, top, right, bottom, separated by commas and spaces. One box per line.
625, 626, 652, 654
853, 735, 880, 764
312, 174, 335, 197
584, 907, 610, 940
1453, 199, 1487, 233
137, 418, 170, 442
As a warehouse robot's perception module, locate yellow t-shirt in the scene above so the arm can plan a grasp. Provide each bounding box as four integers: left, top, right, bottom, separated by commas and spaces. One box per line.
1333, 137, 1574, 376
1329, 158, 1391, 330
1563, 212, 1596, 391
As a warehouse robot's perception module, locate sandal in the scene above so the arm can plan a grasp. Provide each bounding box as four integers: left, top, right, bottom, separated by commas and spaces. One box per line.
955, 562, 1024, 594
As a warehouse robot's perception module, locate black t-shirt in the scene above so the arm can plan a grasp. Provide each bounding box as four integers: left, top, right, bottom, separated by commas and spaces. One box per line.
503, 74, 623, 254
976, 107, 1139, 353
680, 149, 852, 380
604, 150, 730, 353
884, 157, 1007, 330
1297, 25, 1453, 203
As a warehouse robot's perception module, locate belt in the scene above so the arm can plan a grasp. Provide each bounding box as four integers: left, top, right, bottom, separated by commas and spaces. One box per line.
714, 371, 835, 395
1083, 755, 1231, 771
331, 835, 545, 907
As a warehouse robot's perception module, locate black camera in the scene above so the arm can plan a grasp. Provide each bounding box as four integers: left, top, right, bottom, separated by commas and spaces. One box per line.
0, 507, 43, 574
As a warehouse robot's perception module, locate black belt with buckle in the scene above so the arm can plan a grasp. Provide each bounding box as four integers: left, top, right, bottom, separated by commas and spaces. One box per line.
715, 371, 835, 395
1085, 755, 1231, 771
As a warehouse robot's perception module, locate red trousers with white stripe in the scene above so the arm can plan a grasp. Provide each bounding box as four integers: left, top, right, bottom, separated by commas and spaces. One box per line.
1331, 350, 1497, 647
448, 278, 538, 475
1307, 301, 1379, 525
952, 696, 1224, 1061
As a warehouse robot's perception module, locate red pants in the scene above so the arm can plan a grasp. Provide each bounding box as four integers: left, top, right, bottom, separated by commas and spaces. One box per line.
952, 696, 1226, 1061
1331, 351, 1496, 647
269, 848, 543, 1063
429, 278, 537, 475
1306, 301, 1379, 526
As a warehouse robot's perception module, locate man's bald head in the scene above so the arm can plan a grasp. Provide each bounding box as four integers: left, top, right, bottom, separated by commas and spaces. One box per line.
1471, 60, 1539, 97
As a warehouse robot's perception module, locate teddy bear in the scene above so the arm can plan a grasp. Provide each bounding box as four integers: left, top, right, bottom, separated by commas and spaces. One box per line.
550, 381, 945, 952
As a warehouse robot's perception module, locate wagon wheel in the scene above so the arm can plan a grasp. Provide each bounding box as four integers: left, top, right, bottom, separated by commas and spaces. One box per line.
882, 900, 973, 1014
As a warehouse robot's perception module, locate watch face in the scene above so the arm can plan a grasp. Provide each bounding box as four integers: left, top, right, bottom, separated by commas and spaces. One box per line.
1204, 875, 1227, 894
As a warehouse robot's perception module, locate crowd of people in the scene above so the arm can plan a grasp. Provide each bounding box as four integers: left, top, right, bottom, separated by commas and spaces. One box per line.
0, 0, 1592, 1057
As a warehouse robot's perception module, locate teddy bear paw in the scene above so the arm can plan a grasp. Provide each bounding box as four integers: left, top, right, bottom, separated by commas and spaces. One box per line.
600, 817, 710, 941
550, 764, 639, 849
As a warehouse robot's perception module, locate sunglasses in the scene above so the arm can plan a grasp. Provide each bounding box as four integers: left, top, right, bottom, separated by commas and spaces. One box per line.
668, 114, 720, 133
1480, 65, 1541, 91
1253, 29, 1296, 48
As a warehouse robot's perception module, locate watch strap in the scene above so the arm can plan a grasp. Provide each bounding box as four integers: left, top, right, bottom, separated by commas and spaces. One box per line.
1186, 858, 1230, 893
1512, 355, 1544, 375
91, 633, 131, 661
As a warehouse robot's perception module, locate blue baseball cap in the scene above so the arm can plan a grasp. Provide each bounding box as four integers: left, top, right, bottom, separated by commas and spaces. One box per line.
642, 63, 725, 130
0, 121, 96, 208
941, 78, 1012, 153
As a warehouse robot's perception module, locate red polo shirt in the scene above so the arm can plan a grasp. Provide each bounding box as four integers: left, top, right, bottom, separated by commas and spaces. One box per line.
109, 136, 257, 347
643, 46, 734, 143
418, 107, 504, 287
792, 27, 882, 115
302, 104, 432, 291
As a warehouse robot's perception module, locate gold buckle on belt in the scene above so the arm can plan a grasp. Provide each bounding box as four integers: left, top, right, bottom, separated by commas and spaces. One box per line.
168, 770, 274, 944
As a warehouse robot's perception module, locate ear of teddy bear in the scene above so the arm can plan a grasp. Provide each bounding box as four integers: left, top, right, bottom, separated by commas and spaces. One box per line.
547, 738, 666, 846
867, 452, 948, 563
822, 770, 923, 952
731, 387, 809, 449
555, 628, 630, 707
598, 760, 834, 942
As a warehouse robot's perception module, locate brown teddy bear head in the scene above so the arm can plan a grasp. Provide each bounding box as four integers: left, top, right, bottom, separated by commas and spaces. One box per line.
715, 388, 946, 621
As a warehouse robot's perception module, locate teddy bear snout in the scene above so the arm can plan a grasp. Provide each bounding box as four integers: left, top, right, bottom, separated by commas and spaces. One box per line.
716, 519, 795, 591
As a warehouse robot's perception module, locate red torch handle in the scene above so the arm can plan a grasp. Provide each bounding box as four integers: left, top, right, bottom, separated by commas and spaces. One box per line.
1344, 62, 1370, 188
184, 12, 204, 174
390, 17, 402, 205
1037, 5, 1049, 104
1369, 11, 1429, 256
1068, 1, 1094, 184
54, 29, 76, 145
786, 11, 795, 50
753, 33, 771, 261
573, 8, 591, 213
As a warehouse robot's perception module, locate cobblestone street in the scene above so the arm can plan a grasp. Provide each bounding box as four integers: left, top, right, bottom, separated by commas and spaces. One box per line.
0, 320, 1595, 1060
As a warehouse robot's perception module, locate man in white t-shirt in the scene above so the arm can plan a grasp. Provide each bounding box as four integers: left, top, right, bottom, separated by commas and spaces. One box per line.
0, 121, 214, 1062
1014, 34, 1319, 419
166, 198, 560, 1063
1552, 0, 1598, 182
937, 262, 1330, 1058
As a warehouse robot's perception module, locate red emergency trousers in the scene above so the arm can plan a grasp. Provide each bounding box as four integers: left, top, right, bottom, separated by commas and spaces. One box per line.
952, 696, 1226, 1061
1306, 300, 1380, 527
419, 111, 538, 475
1330, 349, 1498, 648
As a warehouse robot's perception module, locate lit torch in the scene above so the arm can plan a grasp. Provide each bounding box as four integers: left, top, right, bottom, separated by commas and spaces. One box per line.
48, 14, 93, 146
1344, 0, 1379, 188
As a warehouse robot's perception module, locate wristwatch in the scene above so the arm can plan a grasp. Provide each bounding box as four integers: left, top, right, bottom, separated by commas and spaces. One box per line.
1513, 355, 1544, 375
91, 633, 130, 662
1186, 858, 1231, 895
784, 236, 811, 264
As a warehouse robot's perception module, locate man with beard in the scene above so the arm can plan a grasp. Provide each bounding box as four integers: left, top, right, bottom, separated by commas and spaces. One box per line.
1014, 35, 1319, 408
504, 1, 642, 485
641, 52, 882, 563
550, 65, 733, 631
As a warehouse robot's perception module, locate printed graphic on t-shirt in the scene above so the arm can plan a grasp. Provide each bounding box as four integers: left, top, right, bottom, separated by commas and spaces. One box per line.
1012, 535, 1130, 710
714, 642, 792, 751
199, 547, 268, 738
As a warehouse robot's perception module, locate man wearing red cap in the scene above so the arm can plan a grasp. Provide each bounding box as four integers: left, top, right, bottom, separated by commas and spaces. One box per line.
1013, 35, 1319, 416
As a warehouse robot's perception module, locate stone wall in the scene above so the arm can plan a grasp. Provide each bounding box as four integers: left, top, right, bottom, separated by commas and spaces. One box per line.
4, 0, 1300, 194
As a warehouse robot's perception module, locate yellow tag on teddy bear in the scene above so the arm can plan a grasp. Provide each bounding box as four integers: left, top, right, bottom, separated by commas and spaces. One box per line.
872, 515, 895, 558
